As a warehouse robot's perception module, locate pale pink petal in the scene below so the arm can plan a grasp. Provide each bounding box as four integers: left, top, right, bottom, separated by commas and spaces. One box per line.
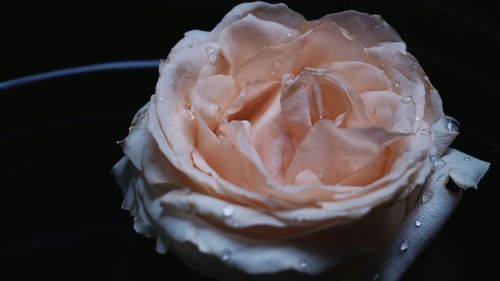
219, 14, 301, 73
327, 10, 404, 50
190, 74, 239, 129
285, 120, 401, 185
327, 61, 392, 92
367, 47, 426, 131
237, 20, 367, 84
359, 90, 416, 134
206, 2, 306, 42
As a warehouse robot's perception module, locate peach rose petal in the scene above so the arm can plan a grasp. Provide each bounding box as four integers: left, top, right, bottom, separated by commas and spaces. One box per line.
237, 19, 367, 83
191, 74, 239, 130
359, 90, 416, 134
219, 14, 300, 73
285, 120, 401, 185
327, 10, 404, 50
206, 1, 306, 42
327, 62, 392, 93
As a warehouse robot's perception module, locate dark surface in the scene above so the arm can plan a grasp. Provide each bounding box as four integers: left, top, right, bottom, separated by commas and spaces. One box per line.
0, 1, 498, 280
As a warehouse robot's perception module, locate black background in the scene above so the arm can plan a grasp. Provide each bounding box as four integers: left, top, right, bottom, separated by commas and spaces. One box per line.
1, 1, 498, 280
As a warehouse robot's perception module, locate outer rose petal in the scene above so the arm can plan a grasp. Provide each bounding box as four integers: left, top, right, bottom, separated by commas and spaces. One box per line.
326, 10, 404, 49
206, 1, 306, 42
219, 14, 300, 73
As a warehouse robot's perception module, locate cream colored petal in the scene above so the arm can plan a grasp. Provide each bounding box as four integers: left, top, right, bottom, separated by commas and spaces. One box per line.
431, 115, 459, 156
156, 44, 206, 138
171, 29, 208, 52
443, 149, 490, 190
360, 148, 490, 280
119, 103, 150, 170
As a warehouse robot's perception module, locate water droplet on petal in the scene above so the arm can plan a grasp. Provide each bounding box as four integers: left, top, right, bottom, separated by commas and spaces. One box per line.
304, 67, 326, 76
401, 96, 413, 104
415, 218, 422, 228
395, 80, 400, 88
287, 32, 293, 38
445, 116, 460, 133
429, 155, 446, 171
422, 190, 433, 203
399, 239, 409, 252
222, 204, 235, 218
284, 78, 294, 87
299, 259, 308, 269
157, 96, 163, 102
415, 116, 421, 121
421, 128, 432, 136
221, 249, 231, 262
206, 47, 218, 64
186, 111, 195, 120
464, 156, 471, 161
437, 175, 446, 182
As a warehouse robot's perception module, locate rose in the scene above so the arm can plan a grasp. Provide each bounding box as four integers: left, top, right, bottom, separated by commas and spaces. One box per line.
112, 2, 490, 280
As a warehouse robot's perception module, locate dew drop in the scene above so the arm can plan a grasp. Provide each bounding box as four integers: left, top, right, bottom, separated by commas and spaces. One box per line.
222, 204, 235, 218
401, 96, 413, 104
415, 218, 422, 228
206, 47, 218, 64
421, 128, 432, 136
445, 116, 460, 133
186, 111, 195, 120
304, 67, 326, 76
221, 249, 232, 262
429, 155, 446, 171
437, 175, 446, 182
157, 96, 163, 102
399, 239, 409, 252
299, 259, 308, 269
415, 116, 421, 121
422, 190, 433, 203
284, 78, 294, 87
395, 80, 400, 88
287, 32, 293, 38
464, 156, 471, 161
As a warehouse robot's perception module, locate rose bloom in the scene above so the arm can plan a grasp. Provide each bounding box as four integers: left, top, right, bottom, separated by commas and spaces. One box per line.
113, 2, 489, 280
